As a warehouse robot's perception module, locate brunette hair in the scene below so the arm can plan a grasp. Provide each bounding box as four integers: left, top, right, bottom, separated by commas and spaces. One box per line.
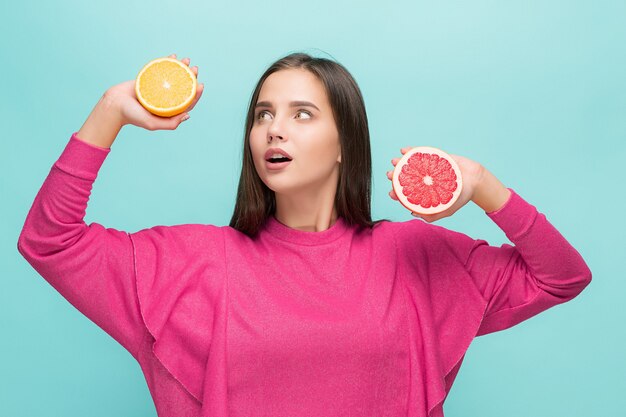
229, 51, 390, 237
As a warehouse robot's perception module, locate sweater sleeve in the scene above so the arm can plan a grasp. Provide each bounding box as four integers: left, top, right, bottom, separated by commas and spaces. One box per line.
436, 188, 593, 336
17, 132, 147, 359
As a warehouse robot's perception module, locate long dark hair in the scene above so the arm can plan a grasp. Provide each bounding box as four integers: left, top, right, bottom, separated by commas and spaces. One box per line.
229, 51, 390, 237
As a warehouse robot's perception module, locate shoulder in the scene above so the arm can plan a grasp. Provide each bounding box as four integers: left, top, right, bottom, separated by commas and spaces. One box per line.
128, 224, 229, 300
128, 222, 264, 253
374, 217, 430, 245
131, 222, 224, 237
380, 218, 478, 265
128, 223, 228, 257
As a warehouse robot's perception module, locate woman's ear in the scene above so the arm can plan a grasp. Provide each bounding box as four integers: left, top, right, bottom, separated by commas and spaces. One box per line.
337, 154, 341, 163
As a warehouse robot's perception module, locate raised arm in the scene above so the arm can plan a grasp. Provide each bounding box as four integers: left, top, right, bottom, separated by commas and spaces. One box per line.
17, 131, 147, 358
17, 56, 204, 358
436, 186, 593, 335
389, 151, 592, 335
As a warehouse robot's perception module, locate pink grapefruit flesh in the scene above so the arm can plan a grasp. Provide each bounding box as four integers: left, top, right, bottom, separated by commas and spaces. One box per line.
392, 146, 463, 215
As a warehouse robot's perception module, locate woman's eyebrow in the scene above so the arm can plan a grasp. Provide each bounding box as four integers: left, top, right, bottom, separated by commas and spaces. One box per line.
255, 100, 320, 111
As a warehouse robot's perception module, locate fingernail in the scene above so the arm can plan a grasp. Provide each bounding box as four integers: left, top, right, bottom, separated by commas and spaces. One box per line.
181, 114, 190, 121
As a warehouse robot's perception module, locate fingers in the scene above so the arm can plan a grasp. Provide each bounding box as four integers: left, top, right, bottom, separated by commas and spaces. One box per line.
184, 83, 204, 112
168, 54, 198, 77
147, 112, 189, 131
169, 113, 191, 130
418, 213, 437, 223
181, 58, 198, 77
387, 147, 415, 179
165, 53, 202, 112
178, 113, 190, 125
391, 149, 409, 167
168, 53, 186, 63
386, 169, 398, 199
157, 113, 189, 130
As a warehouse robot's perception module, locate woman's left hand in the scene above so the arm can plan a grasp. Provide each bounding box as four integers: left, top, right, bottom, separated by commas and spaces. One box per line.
386, 147, 484, 223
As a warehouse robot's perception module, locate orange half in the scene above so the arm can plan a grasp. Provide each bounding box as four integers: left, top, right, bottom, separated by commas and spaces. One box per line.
135, 57, 197, 117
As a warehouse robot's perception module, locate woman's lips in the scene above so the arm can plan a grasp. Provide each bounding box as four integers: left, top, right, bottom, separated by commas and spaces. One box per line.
264, 148, 293, 160
265, 159, 292, 170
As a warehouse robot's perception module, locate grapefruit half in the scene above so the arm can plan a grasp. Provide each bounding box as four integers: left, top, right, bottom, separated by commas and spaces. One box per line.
392, 146, 463, 215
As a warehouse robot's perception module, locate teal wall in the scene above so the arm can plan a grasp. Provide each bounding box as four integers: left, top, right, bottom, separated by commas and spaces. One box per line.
2, 1, 623, 415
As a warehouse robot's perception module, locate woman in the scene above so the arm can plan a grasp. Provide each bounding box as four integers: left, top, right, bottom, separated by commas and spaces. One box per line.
17, 52, 592, 417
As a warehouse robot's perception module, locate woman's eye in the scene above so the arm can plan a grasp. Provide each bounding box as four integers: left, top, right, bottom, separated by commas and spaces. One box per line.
295, 110, 312, 119
256, 110, 311, 121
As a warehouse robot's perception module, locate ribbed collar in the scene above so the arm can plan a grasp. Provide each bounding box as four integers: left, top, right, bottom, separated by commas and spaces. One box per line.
262, 215, 350, 245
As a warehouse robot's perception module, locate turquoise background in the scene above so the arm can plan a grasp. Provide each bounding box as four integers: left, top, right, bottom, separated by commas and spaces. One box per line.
2, 0, 624, 415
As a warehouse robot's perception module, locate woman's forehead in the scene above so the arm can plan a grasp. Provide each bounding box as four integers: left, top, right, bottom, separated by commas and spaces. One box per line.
257, 69, 328, 106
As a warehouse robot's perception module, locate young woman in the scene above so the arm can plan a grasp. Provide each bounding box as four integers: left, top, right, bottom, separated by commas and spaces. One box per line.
17, 52, 592, 417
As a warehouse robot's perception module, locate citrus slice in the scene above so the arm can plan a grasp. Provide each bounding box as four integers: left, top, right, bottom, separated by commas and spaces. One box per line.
135, 57, 197, 117
392, 146, 463, 215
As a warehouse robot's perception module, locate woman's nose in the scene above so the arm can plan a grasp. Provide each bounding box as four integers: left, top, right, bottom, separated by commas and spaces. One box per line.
267, 120, 285, 142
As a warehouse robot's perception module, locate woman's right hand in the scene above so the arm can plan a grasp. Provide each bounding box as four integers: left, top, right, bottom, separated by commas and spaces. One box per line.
106, 54, 204, 131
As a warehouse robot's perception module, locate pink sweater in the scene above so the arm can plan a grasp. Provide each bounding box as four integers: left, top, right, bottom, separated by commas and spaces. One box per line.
17, 132, 592, 417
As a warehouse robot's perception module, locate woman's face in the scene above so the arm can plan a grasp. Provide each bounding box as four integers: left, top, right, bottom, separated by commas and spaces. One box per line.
249, 68, 341, 196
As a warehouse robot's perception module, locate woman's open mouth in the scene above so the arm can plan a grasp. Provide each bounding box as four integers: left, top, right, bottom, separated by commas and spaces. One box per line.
265, 158, 292, 170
